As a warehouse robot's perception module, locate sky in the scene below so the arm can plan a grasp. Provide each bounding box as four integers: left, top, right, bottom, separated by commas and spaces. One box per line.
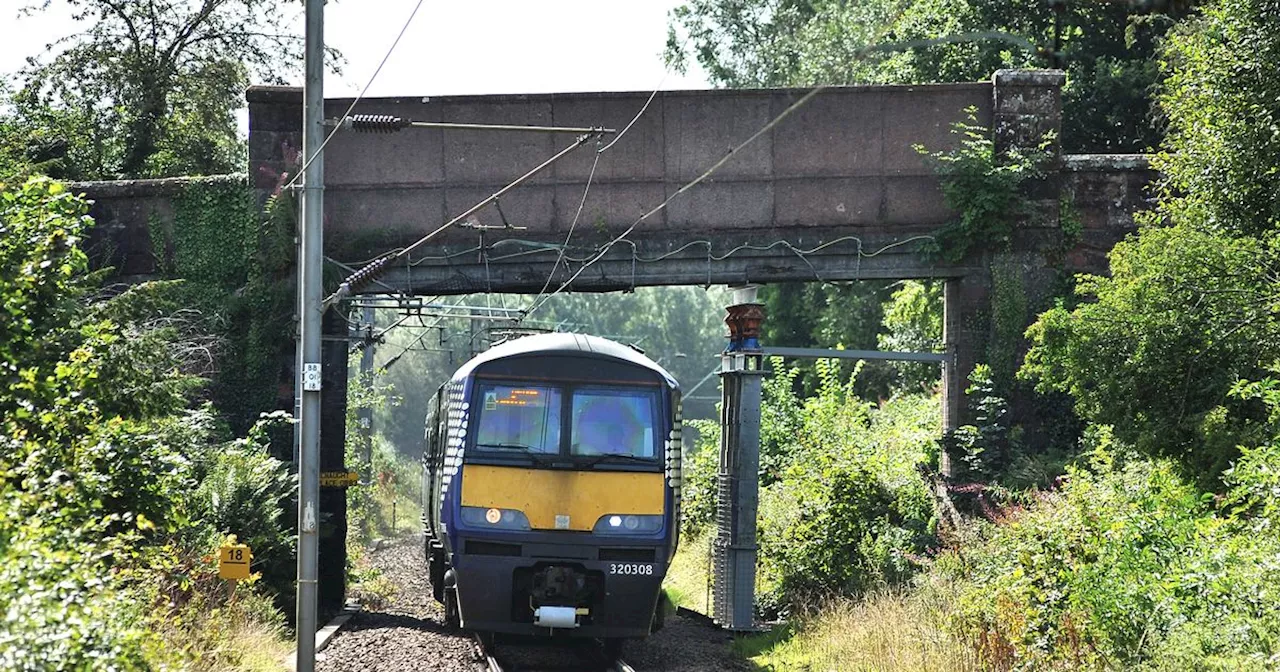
0, 1, 709, 98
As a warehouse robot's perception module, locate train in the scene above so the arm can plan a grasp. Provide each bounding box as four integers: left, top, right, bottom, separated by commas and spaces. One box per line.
421, 333, 683, 650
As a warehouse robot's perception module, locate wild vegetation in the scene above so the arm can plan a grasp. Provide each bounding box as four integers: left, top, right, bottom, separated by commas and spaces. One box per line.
1, 0, 324, 180
666, 0, 1280, 669
0, 178, 295, 669
1, 0, 1277, 668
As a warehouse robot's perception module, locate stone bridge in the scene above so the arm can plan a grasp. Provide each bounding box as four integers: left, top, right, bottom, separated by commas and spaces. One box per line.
74, 70, 1154, 616
82, 68, 1154, 441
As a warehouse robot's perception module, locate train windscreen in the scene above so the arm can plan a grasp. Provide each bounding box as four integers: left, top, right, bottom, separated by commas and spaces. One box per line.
471, 382, 660, 460
474, 384, 562, 454
570, 387, 658, 458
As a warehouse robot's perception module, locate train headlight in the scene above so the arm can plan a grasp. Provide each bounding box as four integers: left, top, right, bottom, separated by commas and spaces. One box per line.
461, 506, 531, 531
593, 514, 663, 535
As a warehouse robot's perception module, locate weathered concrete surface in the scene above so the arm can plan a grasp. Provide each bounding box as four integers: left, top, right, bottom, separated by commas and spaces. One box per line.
248, 82, 996, 291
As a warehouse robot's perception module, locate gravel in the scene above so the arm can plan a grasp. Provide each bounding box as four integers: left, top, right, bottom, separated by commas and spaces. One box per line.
619, 612, 753, 672
316, 538, 479, 672
316, 536, 749, 672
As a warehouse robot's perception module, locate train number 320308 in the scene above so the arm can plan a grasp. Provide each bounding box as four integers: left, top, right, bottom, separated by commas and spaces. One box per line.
609, 563, 654, 576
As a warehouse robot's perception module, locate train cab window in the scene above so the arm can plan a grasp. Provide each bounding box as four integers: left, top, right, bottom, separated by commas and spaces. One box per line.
570, 388, 658, 458
473, 384, 561, 454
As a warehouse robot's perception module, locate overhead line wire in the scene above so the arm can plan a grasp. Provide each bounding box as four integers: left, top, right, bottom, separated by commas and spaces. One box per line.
524, 35, 688, 310
521, 84, 827, 320
516, 25, 1040, 321
529, 144, 602, 308
281, 0, 428, 195
323, 132, 597, 308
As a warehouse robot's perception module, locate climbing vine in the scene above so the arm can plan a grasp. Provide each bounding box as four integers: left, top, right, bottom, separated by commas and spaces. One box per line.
150, 176, 296, 435
987, 255, 1027, 389
918, 112, 1080, 480
915, 108, 1050, 263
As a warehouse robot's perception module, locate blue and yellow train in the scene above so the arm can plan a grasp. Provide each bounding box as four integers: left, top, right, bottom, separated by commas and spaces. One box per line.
422, 333, 683, 647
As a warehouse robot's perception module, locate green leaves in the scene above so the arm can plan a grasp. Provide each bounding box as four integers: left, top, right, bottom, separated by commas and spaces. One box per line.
948, 449, 1280, 668
0, 177, 294, 667
1023, 207, 1280, 486
917, 111, 1049, 263
667, 0, 1176, 152
5, 0, 321, 179
1020, 0, 1280, 488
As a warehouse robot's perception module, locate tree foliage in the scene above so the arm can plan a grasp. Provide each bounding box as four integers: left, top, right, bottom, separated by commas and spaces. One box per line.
4, 0, 324, 179
682, 358, 940, 613
667, 0, 1190, 152
878, 280, 943, 390
1022, 0, 1280, 485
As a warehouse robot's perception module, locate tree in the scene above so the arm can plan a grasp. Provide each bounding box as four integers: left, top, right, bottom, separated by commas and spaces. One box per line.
878, 280, 944, 391
759, 280, 899, 398
1022, 0, 1280, 485
5, 0, 328, 179
667, 0, 1191, 152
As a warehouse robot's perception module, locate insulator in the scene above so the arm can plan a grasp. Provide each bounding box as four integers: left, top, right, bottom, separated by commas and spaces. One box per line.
348, 114, 409, 133
344, 254, 396, 294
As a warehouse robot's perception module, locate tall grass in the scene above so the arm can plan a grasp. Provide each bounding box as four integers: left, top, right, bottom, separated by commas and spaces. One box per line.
736, 576, 981, 672
664, 531, 713, 614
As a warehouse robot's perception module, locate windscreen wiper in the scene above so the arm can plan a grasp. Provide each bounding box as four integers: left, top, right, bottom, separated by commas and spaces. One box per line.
473, 443, 557, 467
474, 442, 538, 452
577, 452, 660, 469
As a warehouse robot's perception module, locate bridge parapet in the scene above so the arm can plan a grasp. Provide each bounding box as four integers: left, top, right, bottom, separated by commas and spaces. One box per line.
247, 82, 995, 291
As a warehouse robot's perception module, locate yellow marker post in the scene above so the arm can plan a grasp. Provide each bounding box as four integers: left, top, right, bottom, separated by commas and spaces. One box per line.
219, 537, 252, 581
320, 471, 360, 488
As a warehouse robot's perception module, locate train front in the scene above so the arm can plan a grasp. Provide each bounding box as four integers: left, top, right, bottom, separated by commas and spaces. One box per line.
442, 335, 681, 640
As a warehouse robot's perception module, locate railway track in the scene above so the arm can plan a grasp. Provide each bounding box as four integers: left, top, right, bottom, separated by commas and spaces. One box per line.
474, 634, 637, 672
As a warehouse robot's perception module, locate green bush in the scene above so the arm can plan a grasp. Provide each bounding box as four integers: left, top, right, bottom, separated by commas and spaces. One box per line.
1021, 0, 1280, 489
193, 411, 295, 596
946, 436, 1280, 669
679, 418, 721, 538
757, 386, 937, 613
0, 177, 294, 668
915, 110, 1048, 263
1023, 225, 1278, 487
681, 359, 939, 613
0, 506, 149, 671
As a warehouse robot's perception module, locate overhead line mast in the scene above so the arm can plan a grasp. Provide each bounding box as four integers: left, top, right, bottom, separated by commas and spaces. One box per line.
295, 0, 324, 670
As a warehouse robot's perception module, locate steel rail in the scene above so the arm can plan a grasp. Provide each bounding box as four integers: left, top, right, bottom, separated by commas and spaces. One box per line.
475, 634, 504, 672
472, 633, 637, 672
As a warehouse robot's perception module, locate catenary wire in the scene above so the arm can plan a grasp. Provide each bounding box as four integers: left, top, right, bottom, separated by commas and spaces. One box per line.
521, 33, 688, 307
520, 84, 827, 320
514, 26, 1041, 320
528, 142, 602, 308
281, 0, 427, 194
322, 132, 596, 308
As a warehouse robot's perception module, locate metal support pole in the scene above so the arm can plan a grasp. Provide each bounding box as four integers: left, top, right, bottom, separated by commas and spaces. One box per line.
712, 286, 765, 631
940, 279, 960, 478
358, 306, 375, 467
467, 307, 479, 360
295, 0, 324, 669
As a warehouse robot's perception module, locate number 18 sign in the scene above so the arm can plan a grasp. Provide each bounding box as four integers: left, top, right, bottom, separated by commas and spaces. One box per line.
218, 541, 252, 581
